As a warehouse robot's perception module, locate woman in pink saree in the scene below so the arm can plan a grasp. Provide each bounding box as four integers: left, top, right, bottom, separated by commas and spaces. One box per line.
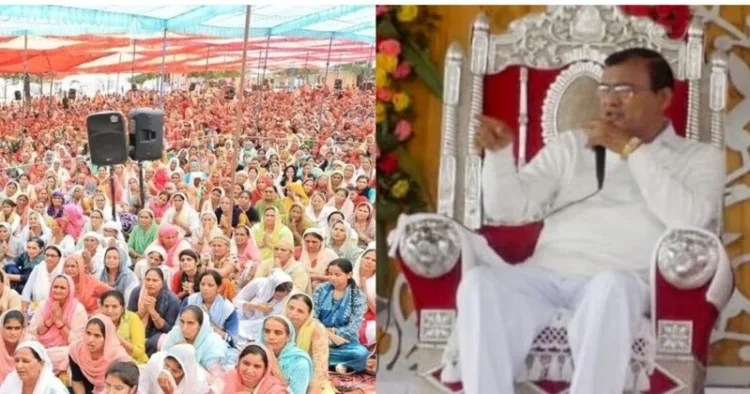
28, 274, 87, 373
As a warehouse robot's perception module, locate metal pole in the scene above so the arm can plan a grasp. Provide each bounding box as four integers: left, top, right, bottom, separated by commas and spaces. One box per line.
335, 53, 342, 80
138, 162, 145, 211
317, 34, 334, 125
22, 31, 28, 109
322, 34, 334, 87
158, 28, 168, 109
115, 52, 122, 95
229, 5, 252, 227
365, 44, 374, 88
110, 166, 116, 220
131, 40, 136, 88
260, 35, 270, 87
303, 50, 309, 86
255, 43, 263, 86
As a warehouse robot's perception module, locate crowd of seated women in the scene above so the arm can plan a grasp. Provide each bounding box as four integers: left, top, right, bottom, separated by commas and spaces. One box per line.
0, 85, 376, 394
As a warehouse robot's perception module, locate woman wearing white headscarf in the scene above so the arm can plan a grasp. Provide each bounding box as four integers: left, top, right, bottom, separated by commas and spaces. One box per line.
18, 212, 51, 245
133, 244, 172, 285
162, 193, 200, 241
0, 181, 21, 203
0, 341, 68, 392
234, 269, 295, 345
80, 232, 105, 278
76, 209, 105, 249
102, 221, 129, 254
0, 223, 24, 268
20, 245, 64, 313
138, 344, 209, 394
91, 192, 114, 222
353, 244, 377, 346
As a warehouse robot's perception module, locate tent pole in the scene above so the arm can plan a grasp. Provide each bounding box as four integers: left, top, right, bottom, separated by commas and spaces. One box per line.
322, 33, 334, 87
317, 33, 334, 126
131, 39, 136, 89
115, 53, 122, 95
255, 43, 263, 86
22, 30, 28, 109
255, 35, 270, 127
303, 50, 309, 86
260, 35, 270, 87
365, 44, 374, 88
229, 5, 252, 228
335, 53, 342, 81
158, 28, 167, 109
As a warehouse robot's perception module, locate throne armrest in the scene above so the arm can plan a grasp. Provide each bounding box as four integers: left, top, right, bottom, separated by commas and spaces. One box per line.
651, 227, 733, 364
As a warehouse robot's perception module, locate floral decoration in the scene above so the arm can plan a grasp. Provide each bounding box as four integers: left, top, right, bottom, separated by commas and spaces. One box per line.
619, 5, 691, 39
375, 5, 442, 288
375, 5, 442, 222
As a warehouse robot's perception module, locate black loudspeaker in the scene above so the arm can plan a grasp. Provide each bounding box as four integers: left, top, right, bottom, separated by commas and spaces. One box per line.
128, 108, 164, 161
334, 79, 342, 90
131, 83, 137, 91
87, 111, 128, 166
68, 88, 76, 100
14, 91, 21, 101
62, 97, 69, 110
189, 82, 196, 92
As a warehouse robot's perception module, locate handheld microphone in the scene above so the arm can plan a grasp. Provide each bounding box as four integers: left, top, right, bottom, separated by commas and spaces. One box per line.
594, 145, 605, 190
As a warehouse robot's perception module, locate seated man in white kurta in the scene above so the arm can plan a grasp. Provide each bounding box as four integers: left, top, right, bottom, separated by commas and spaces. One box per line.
456, 48, 724, 393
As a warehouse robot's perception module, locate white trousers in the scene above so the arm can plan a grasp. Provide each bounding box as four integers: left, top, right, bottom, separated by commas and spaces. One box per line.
456, 257, 648, 394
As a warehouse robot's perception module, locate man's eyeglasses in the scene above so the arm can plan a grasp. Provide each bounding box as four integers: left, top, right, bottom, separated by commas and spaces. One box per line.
596, 83, 652, 99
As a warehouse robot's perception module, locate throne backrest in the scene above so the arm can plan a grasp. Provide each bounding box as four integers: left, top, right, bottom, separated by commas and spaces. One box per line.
437, 5, 728, 232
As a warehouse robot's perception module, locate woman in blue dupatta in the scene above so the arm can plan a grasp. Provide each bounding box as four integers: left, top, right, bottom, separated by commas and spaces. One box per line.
99, 246, 138, 302
258, 315, 313, 394
180, 270, 239, 347
126, 268, 181, 356
161, 305, 228, 375
312, 258, 369, 373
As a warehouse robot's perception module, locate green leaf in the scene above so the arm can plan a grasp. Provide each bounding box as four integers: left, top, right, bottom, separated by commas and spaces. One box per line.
402, 37, 443, 98
377, 18, 400, 38
375, 220, 390, 296
376, 199, 402, 221
394, 146, 434, 209
377, 130, 399, 153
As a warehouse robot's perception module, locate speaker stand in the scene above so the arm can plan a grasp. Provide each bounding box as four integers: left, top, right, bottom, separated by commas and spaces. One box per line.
138, 161, 145, 211
109, 166, 117, 221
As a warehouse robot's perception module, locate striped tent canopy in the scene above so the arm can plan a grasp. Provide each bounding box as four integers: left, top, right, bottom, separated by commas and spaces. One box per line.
0, 5, 374, 76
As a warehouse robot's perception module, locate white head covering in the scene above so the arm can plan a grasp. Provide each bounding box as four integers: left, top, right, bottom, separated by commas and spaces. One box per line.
0, 340, 68, 393
353, 243, 376, 301
140, 344, 208, 394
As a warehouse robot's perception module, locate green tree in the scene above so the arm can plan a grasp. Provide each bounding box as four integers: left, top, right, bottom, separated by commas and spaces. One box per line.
128, 73, 160, 85
186, 70, 242, 80
339, 61, 373, 78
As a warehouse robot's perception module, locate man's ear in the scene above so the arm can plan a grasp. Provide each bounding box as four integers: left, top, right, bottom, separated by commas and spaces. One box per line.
659, 88, 674, 113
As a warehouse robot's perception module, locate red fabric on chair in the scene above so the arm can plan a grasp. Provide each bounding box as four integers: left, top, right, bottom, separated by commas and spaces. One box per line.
479, 224, 543, 264
653, 270, 718, 365
396, 255, 462, 312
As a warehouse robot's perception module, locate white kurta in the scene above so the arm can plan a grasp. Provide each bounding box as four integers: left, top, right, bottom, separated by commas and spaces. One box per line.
454, 124, 723, 393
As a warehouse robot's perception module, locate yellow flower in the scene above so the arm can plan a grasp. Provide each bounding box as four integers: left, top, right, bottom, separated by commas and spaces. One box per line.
397, 5, 419, 23
391, 179, 410, 198
375, 68, 391, 88
392, 92, 411, 112
376, 102, 386, 123
376, 53, 398, 73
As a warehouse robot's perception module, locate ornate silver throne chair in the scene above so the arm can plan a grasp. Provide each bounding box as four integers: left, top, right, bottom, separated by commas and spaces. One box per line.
387, 5, 733, 394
